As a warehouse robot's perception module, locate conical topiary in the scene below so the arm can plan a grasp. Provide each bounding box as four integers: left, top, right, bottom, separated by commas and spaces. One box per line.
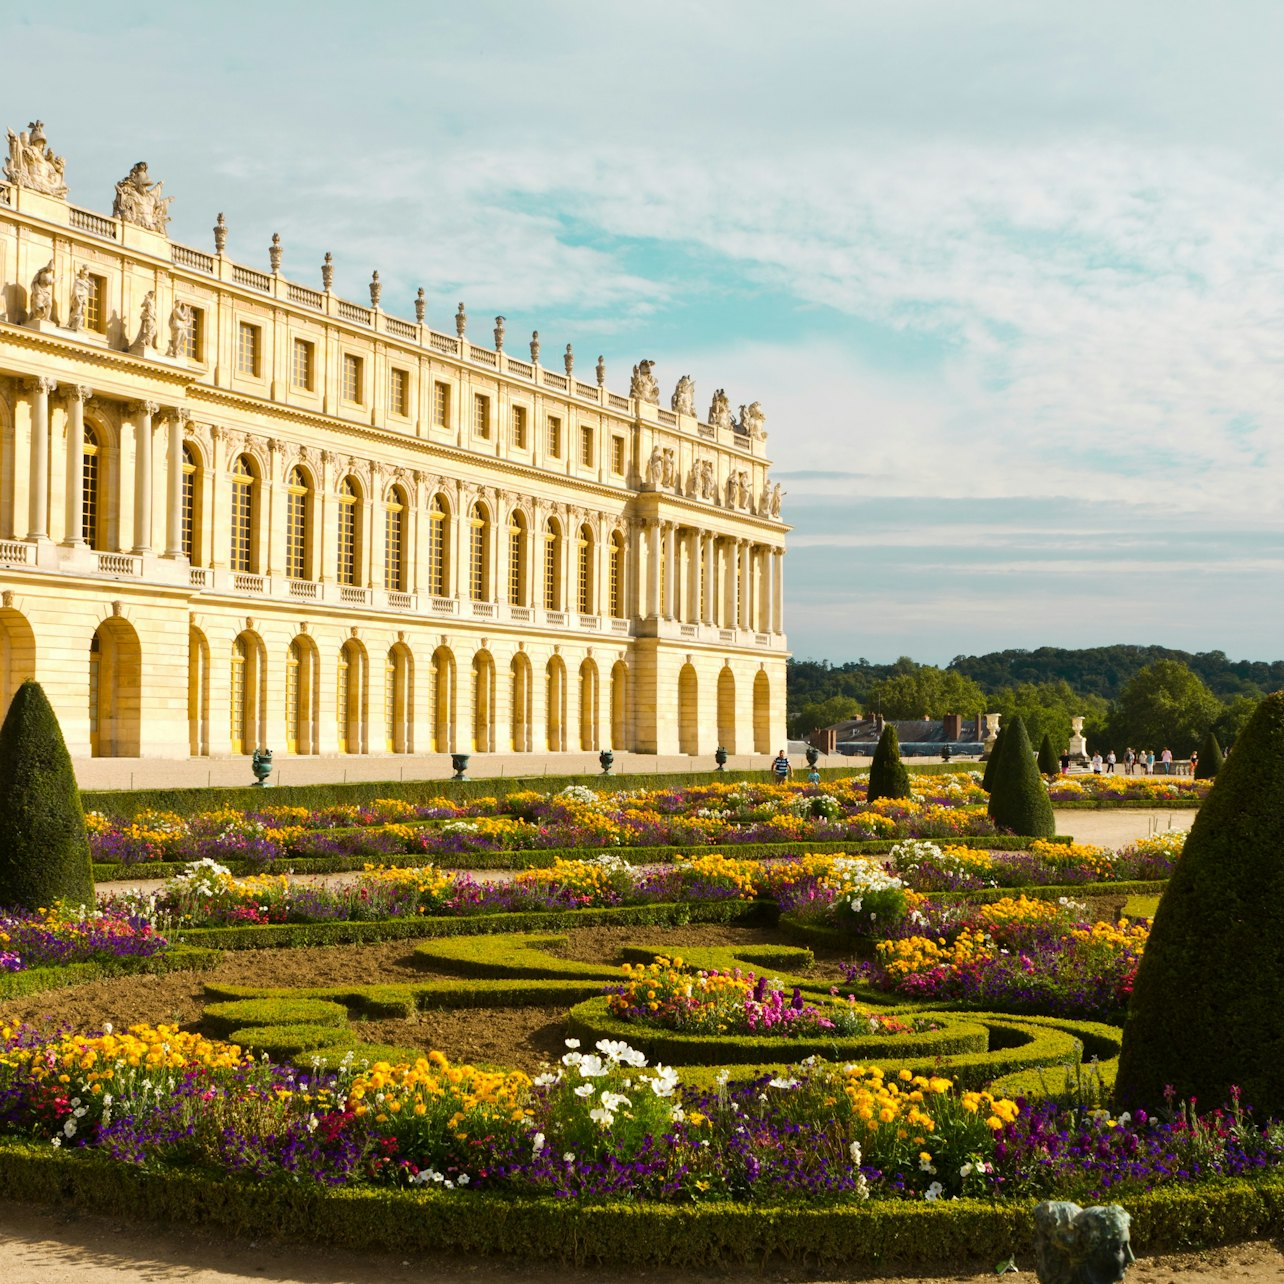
867, 723, 911, 803
1037, 732, 1059, 777
0, 680, 94, 910
985, 716, 1056, 838
1194, 730, 1224, 780
1115, 691, 1284, 1112
981, 724, 1007, 793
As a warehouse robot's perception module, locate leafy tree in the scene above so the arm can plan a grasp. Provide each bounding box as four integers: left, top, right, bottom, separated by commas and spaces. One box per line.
0, 680, 94, 910
1107, 660, 1221, 755
988, 679, 1107, 761
1115, 691, 1284, 1112
1194, 730, 1224, 780
867, 664, 986, 720
981, 725, 1007, 793
1037, 732, 1059, 777
985, 716, 1056, 838
867, 724, 911, 803
788, 695, 861, 739
1212, 694, 1258, 750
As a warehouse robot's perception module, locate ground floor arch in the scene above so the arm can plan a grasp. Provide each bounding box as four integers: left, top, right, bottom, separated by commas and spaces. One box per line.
0, 607, 36, 724
610, 660, 628, 750
431, 646, 456, 752
753, 669, 772, 754
717, 665, 736, 754
337, 638, 368, 754
677, 663, 699, 756
189, 626, 210, 756
384, 643, 413, 753
472, 649, 495, 752
286, 634, 320, 755
510, 652, 532, 752
90, 617, 142, 757
229, 629, 266, 756
546, 655, 567, 752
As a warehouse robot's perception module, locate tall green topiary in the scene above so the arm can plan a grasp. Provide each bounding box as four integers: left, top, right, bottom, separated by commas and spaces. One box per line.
0, 680, 93, 910
1037, 732, 1059, 777
867, 723, 911, 803
1115, 691, 1284, 1112
1194, 730, 1224, 780
985, 716, 1056, 838
981, 724, 1007, 793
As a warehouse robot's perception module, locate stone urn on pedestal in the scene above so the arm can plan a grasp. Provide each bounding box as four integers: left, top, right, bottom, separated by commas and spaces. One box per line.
599, 748, 614, 775
714, 746, 728, 771
805, 745, 820, 770
450, 753, 470, 782
1068, 716, 1089, 764
250, 748, 273, 787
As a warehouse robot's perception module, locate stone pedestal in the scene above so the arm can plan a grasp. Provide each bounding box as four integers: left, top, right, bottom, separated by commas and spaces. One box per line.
1068, 716, 1088, 763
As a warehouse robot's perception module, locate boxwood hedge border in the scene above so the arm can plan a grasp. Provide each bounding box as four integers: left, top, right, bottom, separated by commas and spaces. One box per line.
0, 1141, 1278, 1268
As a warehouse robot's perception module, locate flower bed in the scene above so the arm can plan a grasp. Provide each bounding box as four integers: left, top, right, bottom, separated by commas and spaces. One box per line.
0, 906, 168, 974
85, 780, 1007, 868
1046, 776, 1207, 804
852, 896, 1149, 1020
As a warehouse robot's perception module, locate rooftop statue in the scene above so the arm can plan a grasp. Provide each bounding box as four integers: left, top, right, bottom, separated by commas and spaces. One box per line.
67, 266, 91, 332
630, 359, 660, 405
167, 301, 194, 358
739, 400, 767, 440
113, 162, 173, 233
671, 374, 695, 416
4, 121, 68, 198
708, 388, 732, 431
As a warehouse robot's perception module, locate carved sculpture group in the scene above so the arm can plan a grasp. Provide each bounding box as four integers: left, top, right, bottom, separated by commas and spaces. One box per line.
4, 121, 66, 197
112, 161, 173, 233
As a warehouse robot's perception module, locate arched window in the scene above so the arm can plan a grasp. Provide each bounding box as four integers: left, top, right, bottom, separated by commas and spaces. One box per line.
507, 511, 528, 606
336, 476, 359, 586
181, 444, 200, 563
576, 523, 594, 614
427, 493, 447, 596
469, 502, 489, 602
608, 531, 625, 618
82, 424, 102, 549
230, 454, 257, 573
384, 486, 406, 591
544, 517, 563, 611
285, 466, 310, 581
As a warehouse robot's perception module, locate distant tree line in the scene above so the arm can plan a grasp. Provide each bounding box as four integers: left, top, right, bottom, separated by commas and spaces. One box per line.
787, 646, 1280, 756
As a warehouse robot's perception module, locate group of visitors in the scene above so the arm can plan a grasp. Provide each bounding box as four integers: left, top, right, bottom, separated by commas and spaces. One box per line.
1072, 745, 1190, 776
773, 750, 820, 785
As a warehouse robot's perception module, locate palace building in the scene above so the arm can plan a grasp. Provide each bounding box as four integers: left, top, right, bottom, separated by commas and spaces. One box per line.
0, 123, 788, 761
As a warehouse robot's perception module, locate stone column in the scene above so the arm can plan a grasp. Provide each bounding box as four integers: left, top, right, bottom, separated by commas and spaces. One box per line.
133, 401, 158, 554
708, 534, 719, 624
63, 385, 92, 546
721, 538, 737, 627
646, 518, 661, 617
738, 540, 751, 629
663, 521, 676, 620
26, 376, 56, 541
772, 547, 784, 634
685, 530, 700, 622
164, 409, 188, 558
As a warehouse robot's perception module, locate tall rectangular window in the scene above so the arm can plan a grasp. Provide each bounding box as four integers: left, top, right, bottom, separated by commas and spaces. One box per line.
337, 483, 356, 586
181, 447, 195, 561
85, 274, 106, 333
611, 435, 625, 475
390, 368, 409, 416
511, 405, 528, 449
427, 496, 445, 595
236, 322, 260, 377
292, 338, 314, 390
580, 425, 594, 468
473, 393, 490, 439
342, 353, 363, 403
433, 382, 450, 428
182, 306, 203, 361
547, 415, 562, 458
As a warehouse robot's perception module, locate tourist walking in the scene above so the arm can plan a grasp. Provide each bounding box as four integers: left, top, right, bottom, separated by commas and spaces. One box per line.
1091, 752, 1103, 774
771, 749, 792, 783
1106, 750, 1116, 774
1125, 747, 1136, 775
1059, 749, 1071, 774
1161, 747, 1173, 776
1146, 750, 1156, 775
1188, 749, 1198, 777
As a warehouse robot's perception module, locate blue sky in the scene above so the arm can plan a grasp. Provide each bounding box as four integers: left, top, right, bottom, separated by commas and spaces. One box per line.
9, 1, 1284, 664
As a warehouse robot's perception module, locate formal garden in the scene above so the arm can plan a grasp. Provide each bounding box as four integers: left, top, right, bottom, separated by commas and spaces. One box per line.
1, 682, 1281, 1271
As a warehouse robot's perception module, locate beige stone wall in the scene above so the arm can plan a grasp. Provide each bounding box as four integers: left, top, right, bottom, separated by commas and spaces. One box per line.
0, 167, 790, 760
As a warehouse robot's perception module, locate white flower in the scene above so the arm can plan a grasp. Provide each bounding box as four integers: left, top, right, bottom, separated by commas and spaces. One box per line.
919, 1155, 937, 1173
589, 1107, 616, 1127
575, 1054, 609, 1078
959, 1162, 974, 1178
564, 1038, 581, 1049
648, 1066, 680, 1098
924, 1181, 944, 1201
600, 1091, 631, 1113
102, 1022, 113, 1035
574, 1083, 595, 1098
563, 1152, 575, 1164
849, 1141, 863, 1165
532, 1132, 545, 1154
768, 1077, 799, 1090
457, 1173, 470, 1186
533, 1072, 559, 1087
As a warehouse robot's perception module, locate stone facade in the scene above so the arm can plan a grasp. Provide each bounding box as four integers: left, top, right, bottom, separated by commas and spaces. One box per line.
0, 127, 788, 760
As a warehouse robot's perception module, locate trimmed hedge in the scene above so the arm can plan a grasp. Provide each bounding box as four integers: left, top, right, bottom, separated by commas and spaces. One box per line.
91, 834, 1049, 884
566, 995, 989, 1065
986, 717, 1056, 839
3, 1140, 1284, 1266
0, 944, 221, 1000
173, 898, 767, 951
